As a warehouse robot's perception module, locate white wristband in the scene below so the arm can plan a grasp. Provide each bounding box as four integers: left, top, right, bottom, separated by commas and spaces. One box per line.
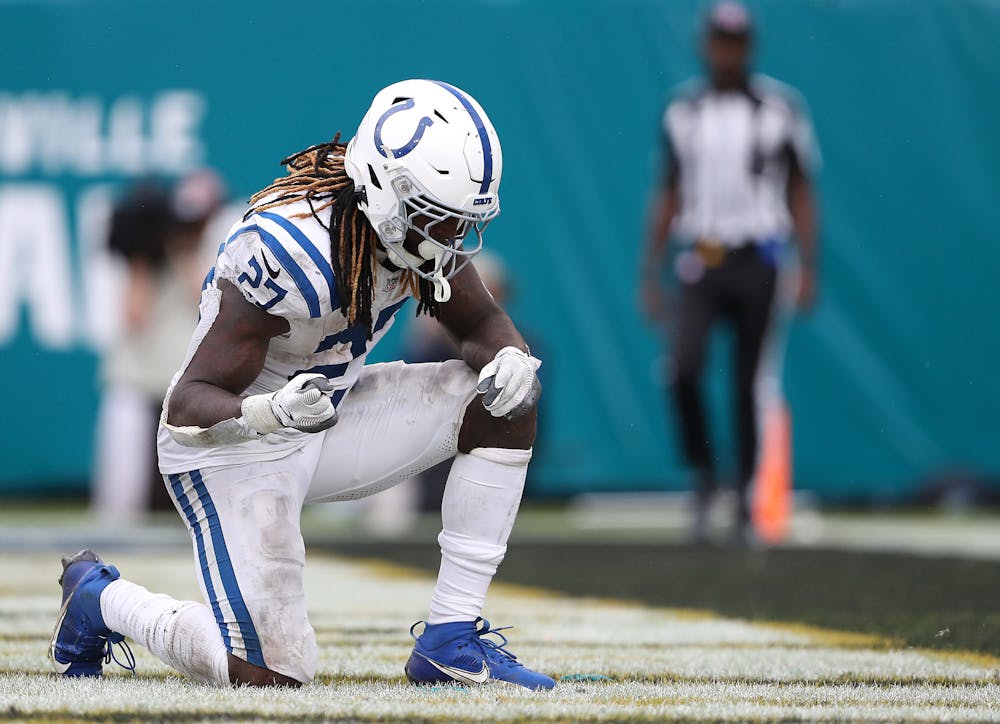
163, 416, 262, 448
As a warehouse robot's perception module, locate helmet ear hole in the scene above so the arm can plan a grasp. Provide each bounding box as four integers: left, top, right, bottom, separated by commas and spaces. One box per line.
367, 164, 382, 190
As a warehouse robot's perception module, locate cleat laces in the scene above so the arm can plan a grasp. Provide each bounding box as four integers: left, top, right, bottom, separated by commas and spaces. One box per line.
468, 619, 523, 670
412, 617, 524, 671
104, 633, 136, 674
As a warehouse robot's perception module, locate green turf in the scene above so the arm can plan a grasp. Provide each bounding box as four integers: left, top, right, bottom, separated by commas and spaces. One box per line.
2, 500, 998, 657
326, 541, 1000, 658
4, 552, 999, 722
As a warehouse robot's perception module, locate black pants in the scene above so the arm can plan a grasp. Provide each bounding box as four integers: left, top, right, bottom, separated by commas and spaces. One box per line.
670, 245, 778, 514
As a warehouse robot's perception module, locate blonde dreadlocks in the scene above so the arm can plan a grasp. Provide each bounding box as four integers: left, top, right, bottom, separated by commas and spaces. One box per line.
246, 135, 440, 335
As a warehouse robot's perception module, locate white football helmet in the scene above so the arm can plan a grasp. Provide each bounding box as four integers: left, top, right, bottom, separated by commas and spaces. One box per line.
344, 79, 502, 303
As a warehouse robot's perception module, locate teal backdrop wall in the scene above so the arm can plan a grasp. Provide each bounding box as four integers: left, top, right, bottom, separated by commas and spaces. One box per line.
1, 0, 998, 501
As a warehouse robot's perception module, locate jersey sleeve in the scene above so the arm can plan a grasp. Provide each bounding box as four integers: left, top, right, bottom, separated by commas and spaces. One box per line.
662, 80, 706, 187
751, 74, 822, 177
770, 80, 821, 177
787, 99, 821, 176
213, 217, 336, 320
659, 102, 680, 187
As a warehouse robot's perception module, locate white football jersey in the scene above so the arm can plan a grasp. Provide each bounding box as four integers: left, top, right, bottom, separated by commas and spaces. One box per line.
158, 199, 412, 473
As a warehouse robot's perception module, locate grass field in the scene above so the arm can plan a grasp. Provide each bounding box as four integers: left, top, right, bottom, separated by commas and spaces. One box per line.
333, 539, 1000, 658
2, 518, 1000, 723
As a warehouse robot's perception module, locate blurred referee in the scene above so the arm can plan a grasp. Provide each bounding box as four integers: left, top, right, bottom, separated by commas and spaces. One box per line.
641, 1, 820, 542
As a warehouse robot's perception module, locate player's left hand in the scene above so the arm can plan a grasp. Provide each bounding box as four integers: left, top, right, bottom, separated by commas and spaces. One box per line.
476, 346, 542, 419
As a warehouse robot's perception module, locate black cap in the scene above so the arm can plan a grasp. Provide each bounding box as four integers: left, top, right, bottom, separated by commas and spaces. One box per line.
707, 1, 752, 36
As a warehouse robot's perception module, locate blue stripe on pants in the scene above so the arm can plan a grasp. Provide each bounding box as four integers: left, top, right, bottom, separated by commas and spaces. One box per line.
188, 469, 266, 669
167, 473, 231, 652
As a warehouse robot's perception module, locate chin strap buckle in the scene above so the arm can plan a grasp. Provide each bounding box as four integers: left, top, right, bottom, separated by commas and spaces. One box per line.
428, 249, 452, 303
431, 272, 451, 303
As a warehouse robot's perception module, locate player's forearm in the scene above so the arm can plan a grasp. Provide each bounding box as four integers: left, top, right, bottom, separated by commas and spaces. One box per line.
165, 280, 287, 430
166, 381, 246, 429
789, 175, 818, 268
459, 310, 529, 373
642, 186, 678, 277
165, 372, 338, 447
166, 338, 269, 429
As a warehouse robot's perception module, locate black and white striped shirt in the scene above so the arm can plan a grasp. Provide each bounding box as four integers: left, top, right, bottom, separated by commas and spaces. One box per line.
662, 74, 820, 247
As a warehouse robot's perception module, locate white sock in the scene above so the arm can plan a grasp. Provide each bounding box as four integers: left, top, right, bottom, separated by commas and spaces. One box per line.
101, 579, 230, 686
428, 447, 531, 624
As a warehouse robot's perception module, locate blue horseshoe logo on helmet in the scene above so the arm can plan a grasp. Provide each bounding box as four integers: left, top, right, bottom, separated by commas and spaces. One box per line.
374, 99, 434, 159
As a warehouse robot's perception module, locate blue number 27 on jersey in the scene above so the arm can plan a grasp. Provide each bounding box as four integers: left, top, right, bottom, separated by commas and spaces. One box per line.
238, 252, 288, 311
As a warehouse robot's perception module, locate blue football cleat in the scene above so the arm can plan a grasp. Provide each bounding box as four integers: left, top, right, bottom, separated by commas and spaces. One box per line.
405, 618, 555, 690
49, 549, 134, 677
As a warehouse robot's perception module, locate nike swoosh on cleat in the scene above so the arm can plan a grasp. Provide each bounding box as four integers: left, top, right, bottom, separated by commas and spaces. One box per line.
48, 599, 73, 674
49, 563, 100, 675
419, 653, 490, 685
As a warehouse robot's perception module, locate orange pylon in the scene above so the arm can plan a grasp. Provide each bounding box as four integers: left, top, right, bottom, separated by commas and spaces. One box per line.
752, 401, 792, 544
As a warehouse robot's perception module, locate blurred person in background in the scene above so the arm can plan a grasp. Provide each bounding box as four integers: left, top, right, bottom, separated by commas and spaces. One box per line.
91, 170, 226, 521
640, 1, 819, 543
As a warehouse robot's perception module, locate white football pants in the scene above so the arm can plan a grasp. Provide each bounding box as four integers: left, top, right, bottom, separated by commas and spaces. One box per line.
150, 360, 529, 683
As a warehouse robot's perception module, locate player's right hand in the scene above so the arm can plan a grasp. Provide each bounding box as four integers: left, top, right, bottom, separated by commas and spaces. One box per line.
477, 346, 542, 419
242, 373, 338, 435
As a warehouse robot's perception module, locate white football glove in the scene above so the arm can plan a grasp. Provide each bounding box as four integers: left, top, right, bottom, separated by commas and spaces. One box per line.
242, 373, 338, 435
476, 346, 542, 419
